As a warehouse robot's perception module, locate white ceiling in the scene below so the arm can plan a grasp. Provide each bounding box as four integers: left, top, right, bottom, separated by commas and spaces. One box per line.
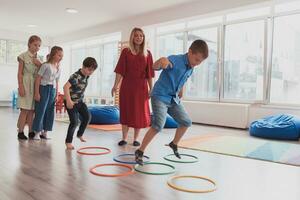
0, 0, 198, 37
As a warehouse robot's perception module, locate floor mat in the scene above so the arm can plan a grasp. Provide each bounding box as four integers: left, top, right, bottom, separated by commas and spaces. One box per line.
179, 134, 300, 167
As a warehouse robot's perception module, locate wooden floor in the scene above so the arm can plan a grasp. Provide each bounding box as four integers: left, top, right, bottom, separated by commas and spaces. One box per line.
1, 107, 300, 200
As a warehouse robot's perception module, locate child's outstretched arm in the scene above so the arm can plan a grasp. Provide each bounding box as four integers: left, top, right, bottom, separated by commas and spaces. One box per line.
153, 57, 173, 70
17, 59, 25, 97
34, 75, 42, 101
63, 82, 74, 109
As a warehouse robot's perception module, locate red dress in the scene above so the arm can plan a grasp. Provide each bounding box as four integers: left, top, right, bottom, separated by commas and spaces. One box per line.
114, 48, 154, 128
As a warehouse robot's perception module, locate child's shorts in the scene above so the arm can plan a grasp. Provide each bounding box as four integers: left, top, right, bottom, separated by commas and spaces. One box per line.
151, 96, 192, 132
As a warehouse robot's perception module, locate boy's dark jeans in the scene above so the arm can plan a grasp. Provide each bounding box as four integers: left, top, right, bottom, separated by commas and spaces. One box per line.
64, 100, 91, 143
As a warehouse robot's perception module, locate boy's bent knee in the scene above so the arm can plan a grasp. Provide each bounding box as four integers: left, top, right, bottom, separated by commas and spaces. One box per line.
151, 124, 163, 133
179, 118, 192, 128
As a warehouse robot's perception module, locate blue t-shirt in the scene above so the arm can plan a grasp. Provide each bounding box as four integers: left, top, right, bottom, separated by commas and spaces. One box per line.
151, 53, 193, 104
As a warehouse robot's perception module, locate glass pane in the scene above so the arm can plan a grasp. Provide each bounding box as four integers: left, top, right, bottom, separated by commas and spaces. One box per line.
224, 20, 265, 101
157, 23, 185, 34
38, 46, 49, 62
158, 33, 184, 57
0, 40, 6, 64
226, 7, 270, 21
85, 47, 101, 96
157, 33, 184, 81
187, 16, 223, 28
185, 27, 218, 99
102, 42, 118, 98
71, 48, 86, 72
270, 14, 300, 104
7, 40, 27, 64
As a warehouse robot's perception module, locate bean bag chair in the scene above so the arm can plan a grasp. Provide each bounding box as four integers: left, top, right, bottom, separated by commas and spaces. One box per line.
88, 106, 120, 124
151, 113, 178, 128
249, 114, 300, 140
164, 114, 178, 128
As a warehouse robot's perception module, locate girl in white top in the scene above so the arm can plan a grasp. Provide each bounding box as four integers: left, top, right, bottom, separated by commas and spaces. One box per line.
17, 35, 42, 140
32, 46, 64, 139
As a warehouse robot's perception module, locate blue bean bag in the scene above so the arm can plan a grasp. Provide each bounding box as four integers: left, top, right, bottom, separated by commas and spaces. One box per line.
151, 113, 178, 128
249, 114, 300, 140
88, 106, 120, 125
164, 114, 178, 128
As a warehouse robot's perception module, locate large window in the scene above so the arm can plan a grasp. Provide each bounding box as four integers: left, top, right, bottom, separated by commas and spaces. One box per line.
270, 14, 300, 104
71, 48, 86, 72
146, 0, 300, 106
86, 46, 101, 96
0, 39, 49, 64
223, 20, 265, 101
70, 39, 119, 98
0, 40, 6, 63
102, 42, 118, 97
185, 27, 219, 99
39, 46, 50, 62
157, 33, 184, 57
7, 41, 27, 64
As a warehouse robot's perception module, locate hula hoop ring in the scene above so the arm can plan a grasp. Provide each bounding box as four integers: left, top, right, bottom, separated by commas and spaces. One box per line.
89, 163, 134, 177
113, 153, 150, 164
167, 175, 217, 193
134, 162, 175, 175
163, 153, 198, 163
77, 146, 111, 155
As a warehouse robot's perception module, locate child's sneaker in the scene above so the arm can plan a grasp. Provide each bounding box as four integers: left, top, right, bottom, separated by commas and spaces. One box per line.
40, 132, 49, 140
33, 132, 41, 140
28, 132, 35, 139
66, 143, 75, 150
18, 132, 28, 140
135, 149, 144, 165
118, 140, 127, 146
133, 141, 140, 146
169, 141, 181, 159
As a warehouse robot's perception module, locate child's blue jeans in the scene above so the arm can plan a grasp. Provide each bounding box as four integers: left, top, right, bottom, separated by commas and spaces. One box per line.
32, 85, 56, 132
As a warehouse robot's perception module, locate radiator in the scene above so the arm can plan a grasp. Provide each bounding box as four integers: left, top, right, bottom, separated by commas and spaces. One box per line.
182, 101, 249, 129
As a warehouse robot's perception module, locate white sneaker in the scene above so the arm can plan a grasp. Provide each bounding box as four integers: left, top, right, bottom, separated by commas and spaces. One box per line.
40, 131, 49, 139
33, 132, 41, 140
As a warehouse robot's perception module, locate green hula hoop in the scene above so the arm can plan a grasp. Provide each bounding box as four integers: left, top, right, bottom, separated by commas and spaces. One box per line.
163, 153, 198, 163
134, 162, 176, 175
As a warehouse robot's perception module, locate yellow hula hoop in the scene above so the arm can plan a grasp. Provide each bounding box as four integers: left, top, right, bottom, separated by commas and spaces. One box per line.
167, 175, 217, 193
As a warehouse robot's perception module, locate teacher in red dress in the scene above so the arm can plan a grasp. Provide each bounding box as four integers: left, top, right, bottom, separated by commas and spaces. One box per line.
112, 27, 154, 146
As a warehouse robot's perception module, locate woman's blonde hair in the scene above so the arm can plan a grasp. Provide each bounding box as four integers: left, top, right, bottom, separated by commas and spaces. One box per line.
128, 27, 147, 56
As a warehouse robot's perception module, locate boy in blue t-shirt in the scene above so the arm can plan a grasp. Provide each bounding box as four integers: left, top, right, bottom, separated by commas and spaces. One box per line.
135, 40, 209, 165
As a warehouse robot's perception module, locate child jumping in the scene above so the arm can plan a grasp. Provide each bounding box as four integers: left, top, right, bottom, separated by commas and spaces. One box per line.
135, 40, 209, 165
63, 57, 98, 150
32, 46, 64, 139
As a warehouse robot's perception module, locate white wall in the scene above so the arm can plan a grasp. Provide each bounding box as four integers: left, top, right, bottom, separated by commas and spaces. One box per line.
183, 101, 300, 129
0, 65, 18, 101
248, 105, 300, 125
